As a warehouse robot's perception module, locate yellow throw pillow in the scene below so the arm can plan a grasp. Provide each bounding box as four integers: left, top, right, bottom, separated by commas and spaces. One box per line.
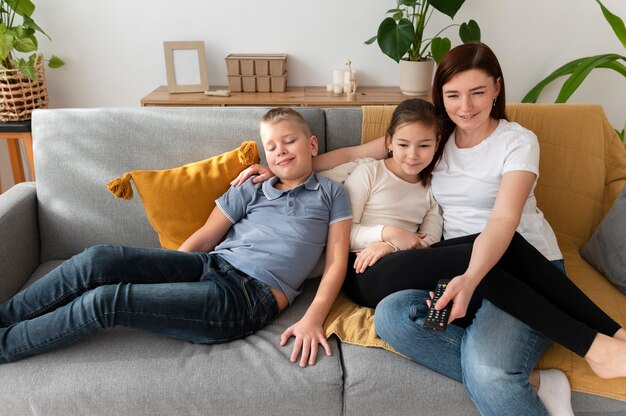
107, 141, 259, 250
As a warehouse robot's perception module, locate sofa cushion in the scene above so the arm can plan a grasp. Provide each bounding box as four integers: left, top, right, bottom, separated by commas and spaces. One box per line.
580, 184, 626, 294
338, 343, 479, 416
106, 141, 259, 250
3, 276, 344, 416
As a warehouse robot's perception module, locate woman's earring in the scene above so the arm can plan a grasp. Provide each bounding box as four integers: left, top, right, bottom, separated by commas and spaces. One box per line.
387, 148, 393, 157
493, 98, 497, 107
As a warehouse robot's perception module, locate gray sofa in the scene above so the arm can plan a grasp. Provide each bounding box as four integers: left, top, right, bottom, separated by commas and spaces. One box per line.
0, 106, 624, 415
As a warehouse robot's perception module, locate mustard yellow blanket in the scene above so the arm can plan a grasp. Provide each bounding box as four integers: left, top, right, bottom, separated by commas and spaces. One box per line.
324, 104, 626, 402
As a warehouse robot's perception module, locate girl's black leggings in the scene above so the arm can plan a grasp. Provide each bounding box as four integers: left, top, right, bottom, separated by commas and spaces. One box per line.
343, 232, 620, 357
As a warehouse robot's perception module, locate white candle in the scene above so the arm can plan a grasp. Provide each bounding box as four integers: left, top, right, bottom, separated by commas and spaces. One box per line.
326, 83, 334, 92
333, 84, 343, 94
333, 69, 344, 86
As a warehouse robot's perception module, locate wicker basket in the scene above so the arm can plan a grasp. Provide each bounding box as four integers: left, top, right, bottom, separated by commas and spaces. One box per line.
0, 55, 48, 122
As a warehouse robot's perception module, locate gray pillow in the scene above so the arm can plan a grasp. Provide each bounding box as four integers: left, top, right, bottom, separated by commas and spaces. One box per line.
580, 184, 626, 294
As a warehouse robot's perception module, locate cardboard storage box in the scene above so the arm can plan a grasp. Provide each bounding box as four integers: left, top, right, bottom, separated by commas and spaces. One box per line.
271, 73, 287, 92
227, 76, 242, 92
225, 54, 287, 76
224, 54, 288, 92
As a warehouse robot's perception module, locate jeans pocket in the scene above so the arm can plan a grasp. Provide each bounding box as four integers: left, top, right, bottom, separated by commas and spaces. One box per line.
239, 277, 255, 320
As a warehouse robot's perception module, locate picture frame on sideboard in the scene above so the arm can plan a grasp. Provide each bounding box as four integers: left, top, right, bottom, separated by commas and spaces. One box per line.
163, 41, 209, 93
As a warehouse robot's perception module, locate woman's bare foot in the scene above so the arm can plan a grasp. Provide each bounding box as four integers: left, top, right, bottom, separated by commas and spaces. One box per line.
613, 328, 626, 343
585, 333, 626, 378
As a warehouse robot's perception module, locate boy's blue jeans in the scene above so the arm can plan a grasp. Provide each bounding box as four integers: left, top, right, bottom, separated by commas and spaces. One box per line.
0, 245, 279, 363
374, 260, 566, 416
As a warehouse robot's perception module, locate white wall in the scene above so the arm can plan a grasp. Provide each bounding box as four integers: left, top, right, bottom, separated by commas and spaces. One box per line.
1, 0, 625, 191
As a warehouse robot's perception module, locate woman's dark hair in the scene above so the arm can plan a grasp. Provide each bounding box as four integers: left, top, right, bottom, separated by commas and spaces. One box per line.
386, 98, 444, 186
432, 42, 507, 141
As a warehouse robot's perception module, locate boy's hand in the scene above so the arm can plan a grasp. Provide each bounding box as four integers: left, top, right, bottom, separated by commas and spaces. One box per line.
353, 242, 395, 273
230, 164, 272, 186
280, 318, 332, 367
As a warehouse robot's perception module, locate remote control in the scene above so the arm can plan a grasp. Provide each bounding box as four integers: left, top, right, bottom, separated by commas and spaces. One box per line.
423, 279, 452, 331
204, 89, 231, 97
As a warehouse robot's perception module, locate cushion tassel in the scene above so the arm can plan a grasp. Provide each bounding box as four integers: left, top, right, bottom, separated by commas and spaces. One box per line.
106, 172, 134, 200
238, 141, 260, 165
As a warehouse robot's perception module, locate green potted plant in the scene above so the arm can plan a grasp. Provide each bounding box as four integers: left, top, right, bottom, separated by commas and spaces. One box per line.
0, 0, 64, 121
366, 0, 480, 95
522, 0, 625, 143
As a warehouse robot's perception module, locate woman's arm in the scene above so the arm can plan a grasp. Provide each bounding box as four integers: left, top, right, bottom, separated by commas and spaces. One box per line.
313, 137, 387, 171
436, 170, 536, 321
279, 218, 351, 367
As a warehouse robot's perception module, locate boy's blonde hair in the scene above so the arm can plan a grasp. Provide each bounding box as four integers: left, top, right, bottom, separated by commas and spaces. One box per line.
260, 108, 312, 137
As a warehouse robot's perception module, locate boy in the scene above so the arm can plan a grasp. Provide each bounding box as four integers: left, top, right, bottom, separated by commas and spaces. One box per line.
0, 108, 352, 366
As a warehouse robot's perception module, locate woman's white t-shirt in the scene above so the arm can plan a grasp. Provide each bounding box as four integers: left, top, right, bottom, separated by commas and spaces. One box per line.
431, 119, 562, 261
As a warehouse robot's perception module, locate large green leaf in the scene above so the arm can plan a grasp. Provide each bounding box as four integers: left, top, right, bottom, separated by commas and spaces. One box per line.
377, 17, 414, 62
431, 37, 451, 64
428, 0, 464, 19
459, 19, 481, 42
22, 15, 50, 39
522, 58, 588, 102
596, 0, 626, 50
522, 55, 626, 103
13, 35, 36, 53
0, 33, 14, 61
556, 54, 625, 102
600, 59, 626, 77
5, 0, 35, 17
16, 25, 35, 39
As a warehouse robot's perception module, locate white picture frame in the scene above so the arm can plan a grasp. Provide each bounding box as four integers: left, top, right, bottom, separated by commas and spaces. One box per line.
163, 41, 209, 93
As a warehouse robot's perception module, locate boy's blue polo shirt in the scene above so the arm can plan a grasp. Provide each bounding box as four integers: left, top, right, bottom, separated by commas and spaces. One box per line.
213, 173, 352, 304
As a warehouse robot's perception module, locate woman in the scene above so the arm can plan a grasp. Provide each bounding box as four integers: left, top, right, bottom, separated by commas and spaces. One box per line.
319, 42, 574, 416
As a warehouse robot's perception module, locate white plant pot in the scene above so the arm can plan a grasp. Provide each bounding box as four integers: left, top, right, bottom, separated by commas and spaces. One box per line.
399, 59, 435, 96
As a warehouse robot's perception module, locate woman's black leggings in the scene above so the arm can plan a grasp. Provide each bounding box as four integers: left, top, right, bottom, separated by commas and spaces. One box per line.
342, 232, 621, 357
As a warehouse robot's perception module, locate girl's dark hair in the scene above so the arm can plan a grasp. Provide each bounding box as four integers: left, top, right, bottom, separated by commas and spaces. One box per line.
386, 98, 444, 186
432, 42, 507, 141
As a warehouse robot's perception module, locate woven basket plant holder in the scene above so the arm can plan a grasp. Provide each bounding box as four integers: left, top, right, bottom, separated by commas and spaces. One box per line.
0, 55, 48, 122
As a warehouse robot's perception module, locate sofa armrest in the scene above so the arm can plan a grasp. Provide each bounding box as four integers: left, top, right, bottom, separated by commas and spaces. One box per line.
0, 182, 40, 302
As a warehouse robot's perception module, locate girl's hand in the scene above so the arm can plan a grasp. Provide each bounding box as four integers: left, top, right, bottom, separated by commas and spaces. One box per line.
383, 226, 430, 250
280, 318, 332, 367
230, 164, 272, 186
353, 241, 396, 273
429, 275, 479, 322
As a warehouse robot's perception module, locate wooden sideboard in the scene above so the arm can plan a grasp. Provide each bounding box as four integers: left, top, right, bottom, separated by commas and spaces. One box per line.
140, 86, 430, 108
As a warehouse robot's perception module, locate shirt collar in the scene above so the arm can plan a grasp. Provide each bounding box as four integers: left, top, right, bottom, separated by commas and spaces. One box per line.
262, 173, 320, 200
